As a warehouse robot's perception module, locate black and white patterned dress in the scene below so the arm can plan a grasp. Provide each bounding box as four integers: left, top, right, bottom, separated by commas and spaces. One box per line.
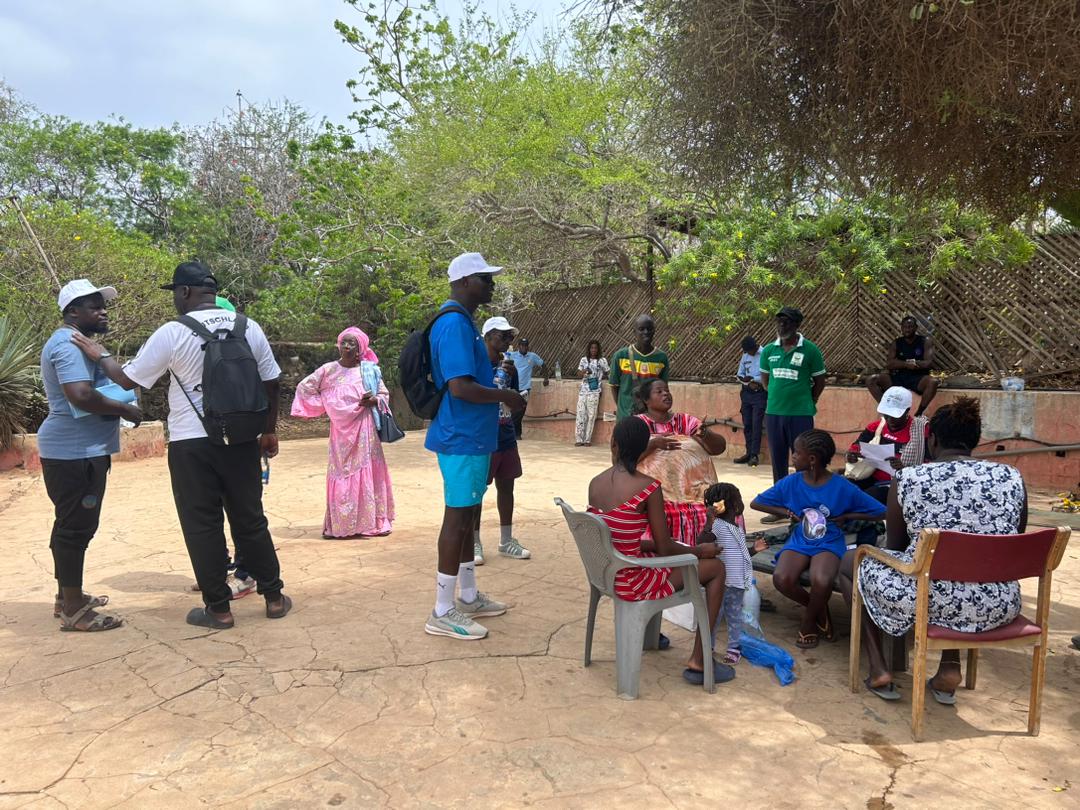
857, 459, 1025, 637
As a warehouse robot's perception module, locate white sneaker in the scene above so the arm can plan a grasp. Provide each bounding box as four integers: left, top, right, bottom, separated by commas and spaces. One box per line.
424, 607, 488, 640
227, 573, 255, 600
456, 592, 508, 618
474, 540, 484, 565
498, 538, 531, 559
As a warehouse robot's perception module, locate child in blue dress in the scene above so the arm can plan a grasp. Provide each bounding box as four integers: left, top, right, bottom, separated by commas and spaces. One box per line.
751, 429, 885, 649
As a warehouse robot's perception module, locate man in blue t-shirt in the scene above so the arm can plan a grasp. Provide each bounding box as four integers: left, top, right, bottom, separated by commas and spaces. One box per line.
424, 253, 525, 641
38, 279, 143, 632
505, 338, 543, 439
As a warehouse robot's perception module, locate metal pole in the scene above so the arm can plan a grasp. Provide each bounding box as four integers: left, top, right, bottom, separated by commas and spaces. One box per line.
6, 196, 60, 291
974, 443, 1080, 459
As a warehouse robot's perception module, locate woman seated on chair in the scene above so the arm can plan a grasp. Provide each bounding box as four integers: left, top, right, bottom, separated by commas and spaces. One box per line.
633, 379, 728, 543
587, 417, 735, 685
838, 397, 1028, 703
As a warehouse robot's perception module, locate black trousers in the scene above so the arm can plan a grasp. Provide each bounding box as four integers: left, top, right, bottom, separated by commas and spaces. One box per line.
765, 413, 815, 483
739, 386, 767, 456
168, 438, 283, 613
41, 456, 111, 590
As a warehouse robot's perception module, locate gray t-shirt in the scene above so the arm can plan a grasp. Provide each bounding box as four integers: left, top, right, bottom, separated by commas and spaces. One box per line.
37, 327, 121, 460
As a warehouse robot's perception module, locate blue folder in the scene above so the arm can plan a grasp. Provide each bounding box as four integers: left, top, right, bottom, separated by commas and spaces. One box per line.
69, 383, 136, 418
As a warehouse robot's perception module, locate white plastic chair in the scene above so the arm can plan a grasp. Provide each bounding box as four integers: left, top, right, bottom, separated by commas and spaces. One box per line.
555, 497, 715, 699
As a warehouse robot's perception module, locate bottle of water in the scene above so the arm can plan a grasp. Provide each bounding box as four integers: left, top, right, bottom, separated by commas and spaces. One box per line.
555, 359, 562, 380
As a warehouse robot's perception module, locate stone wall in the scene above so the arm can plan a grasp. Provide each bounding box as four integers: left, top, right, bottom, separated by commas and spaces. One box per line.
0, 421, 167, 473
522, 381, 1080, 491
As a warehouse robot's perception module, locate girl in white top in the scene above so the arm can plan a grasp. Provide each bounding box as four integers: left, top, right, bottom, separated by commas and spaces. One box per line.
698, 482, 754, 664
575, 339, 609, 446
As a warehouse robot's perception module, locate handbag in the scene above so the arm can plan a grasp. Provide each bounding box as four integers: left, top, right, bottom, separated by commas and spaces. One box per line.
845, 419, 885, 481
376, 405, 406, 443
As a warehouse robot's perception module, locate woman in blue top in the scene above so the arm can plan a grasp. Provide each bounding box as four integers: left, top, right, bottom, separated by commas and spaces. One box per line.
751, 429, 885, 648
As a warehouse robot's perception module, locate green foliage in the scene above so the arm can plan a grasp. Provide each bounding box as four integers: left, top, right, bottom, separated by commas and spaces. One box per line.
0, 314, 39, 449
657, 194, 1034, 338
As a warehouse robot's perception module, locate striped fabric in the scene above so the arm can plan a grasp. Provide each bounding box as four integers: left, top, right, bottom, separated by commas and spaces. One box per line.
588, 479, 675, 602
711, 519, 753, 588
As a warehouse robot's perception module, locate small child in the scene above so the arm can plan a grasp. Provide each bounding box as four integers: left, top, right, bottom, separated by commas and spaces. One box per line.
699, 482, 754, 665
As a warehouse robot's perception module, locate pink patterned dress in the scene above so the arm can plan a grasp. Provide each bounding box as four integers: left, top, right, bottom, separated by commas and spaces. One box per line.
291, 362, 395, 537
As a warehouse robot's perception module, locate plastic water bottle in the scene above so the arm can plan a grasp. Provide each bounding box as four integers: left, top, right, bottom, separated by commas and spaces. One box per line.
555, 359, 562, 380
261, 452, 270, 487
741, 578, 764, 638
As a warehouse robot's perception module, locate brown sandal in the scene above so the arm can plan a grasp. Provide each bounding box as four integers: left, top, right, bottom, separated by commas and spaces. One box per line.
266, 594, 292, 619
59, 602, 123, 632
53, 593, 108, 618
817, 606, 836, 642
796, 631, 819, 649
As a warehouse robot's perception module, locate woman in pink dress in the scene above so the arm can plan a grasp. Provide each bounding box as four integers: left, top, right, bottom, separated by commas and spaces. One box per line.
291, 327, 395, 538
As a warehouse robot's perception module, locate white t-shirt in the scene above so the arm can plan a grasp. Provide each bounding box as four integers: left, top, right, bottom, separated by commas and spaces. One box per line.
124, 309, 281, 442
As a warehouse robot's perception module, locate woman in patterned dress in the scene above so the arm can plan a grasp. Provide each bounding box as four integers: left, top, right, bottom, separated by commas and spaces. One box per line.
290, 327, 396, 538
838, 398, 1028, 702
588, 417, 735, 685
634, 379, 727, 543
574, 340, 609, 446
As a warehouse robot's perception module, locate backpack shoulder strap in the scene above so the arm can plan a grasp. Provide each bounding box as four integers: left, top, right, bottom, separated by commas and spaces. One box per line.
423, 303, 471, 336
231, 313, 249, 340
175, 314, 216, 342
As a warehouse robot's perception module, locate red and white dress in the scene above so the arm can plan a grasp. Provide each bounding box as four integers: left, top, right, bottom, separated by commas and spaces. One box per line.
636, 412, 709, 544
588, 480, 675, 602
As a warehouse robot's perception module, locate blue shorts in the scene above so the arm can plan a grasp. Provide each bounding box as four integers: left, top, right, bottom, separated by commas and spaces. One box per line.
437, 453, 491, 508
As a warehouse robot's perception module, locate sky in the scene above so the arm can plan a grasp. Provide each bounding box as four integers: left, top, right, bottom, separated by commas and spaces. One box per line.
0, 0, 564, 129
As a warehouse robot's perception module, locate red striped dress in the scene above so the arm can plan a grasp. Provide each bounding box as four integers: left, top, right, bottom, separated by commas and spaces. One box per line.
588, 479, 675, 602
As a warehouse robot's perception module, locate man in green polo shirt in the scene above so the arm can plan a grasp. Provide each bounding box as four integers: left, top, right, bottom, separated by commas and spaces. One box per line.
608, 314, 670, 419
760, 307, 826, 486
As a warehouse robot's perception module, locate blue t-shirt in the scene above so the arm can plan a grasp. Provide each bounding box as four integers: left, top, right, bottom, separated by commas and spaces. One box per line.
755, 472, 885, 557
424, 302, 499, 455
507, 350, 543, 391
37, 327, 121, 460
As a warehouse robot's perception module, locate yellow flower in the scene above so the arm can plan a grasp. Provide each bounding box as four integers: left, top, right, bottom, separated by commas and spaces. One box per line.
74, 235, 82, 241
862, 275, 871, 283
736, 251, 745, 260
879, 287, 888, 294
770, 211, 777, 217
690, 272, 699, 279
736, 231, 743, 239
724, 325, 733, 332
709, 272, 718, 280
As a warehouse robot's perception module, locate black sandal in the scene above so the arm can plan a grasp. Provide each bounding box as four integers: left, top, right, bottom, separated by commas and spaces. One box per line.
185, 607, 234, 629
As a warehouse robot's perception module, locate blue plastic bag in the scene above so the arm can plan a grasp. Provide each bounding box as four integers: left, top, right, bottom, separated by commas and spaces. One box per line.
740, 634, 797, 686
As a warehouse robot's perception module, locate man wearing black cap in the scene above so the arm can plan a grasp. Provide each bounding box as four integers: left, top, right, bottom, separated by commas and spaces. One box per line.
70, 260, 292, 628
759, 307, 827, 488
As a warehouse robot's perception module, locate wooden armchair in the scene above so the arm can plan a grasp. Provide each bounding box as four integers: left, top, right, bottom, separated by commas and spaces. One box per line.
850, 526, 1071, 740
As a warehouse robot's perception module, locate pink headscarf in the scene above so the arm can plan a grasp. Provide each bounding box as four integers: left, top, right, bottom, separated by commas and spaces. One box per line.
337, 326, 379, 363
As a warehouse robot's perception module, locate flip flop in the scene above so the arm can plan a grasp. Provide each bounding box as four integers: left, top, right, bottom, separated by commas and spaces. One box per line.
185, 607, 234, 630
865, 677, 901, 701
723, 649, 742, 665
927, 678, 957, 706
796, 631, 819, 649
266, 594, 293, 620
682, 660, 736, 685
658, 632, 671, 650
817, 605, 836, 642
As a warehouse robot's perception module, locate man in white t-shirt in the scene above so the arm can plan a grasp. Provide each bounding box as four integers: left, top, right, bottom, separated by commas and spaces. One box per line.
71, 261, 291, 629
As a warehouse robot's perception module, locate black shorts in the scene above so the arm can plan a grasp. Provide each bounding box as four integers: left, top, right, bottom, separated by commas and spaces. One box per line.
891, 370, 929, 391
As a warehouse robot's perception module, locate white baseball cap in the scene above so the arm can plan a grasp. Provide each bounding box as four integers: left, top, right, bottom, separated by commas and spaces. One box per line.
481, 316, 517, 336
58, 279, 118, 312
448, 252, 503, 282
878, 386, 913, 418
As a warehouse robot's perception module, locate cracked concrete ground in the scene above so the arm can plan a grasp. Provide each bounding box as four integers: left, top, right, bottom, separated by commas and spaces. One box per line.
1, 434, 1078, 809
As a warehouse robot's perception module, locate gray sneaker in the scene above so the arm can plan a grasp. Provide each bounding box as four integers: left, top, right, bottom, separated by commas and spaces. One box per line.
474, 540, 484, 565
424, 607, 488, 640
498, 538, 531, 560
456, 592, 508, 618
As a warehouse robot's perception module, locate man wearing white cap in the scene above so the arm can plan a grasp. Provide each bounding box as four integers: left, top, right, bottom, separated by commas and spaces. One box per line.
845, 385, 929, 503
423, 253, 525, 641
38, 280, 142, 631
473, 316, 532, 564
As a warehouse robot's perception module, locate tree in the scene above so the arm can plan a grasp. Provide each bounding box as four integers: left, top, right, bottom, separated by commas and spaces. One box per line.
605, 0, 1080, 218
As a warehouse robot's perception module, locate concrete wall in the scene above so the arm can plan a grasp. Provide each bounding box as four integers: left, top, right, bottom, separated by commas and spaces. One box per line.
0, 421, 166, 473
523, 381, 1080, 491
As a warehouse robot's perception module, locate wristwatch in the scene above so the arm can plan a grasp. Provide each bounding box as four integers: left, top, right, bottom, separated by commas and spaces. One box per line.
98, 350, 112, 359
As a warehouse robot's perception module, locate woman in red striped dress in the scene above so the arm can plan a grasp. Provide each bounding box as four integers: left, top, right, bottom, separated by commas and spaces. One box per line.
588, 417, 735, 685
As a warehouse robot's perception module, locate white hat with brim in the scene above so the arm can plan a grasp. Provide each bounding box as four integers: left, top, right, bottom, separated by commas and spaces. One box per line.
481, 316, 517, 336
58, 279, 118, 312
878, 386, 914, 418
448, 252, 503, 282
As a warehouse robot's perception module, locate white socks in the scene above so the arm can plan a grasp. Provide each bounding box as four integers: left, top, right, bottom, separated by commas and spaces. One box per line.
499, 525, 513, 545
458, 562, 477, 604
435, 572, 456, 617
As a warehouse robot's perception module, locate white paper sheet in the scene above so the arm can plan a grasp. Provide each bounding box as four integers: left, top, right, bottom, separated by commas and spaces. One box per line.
858, 442, 896, 476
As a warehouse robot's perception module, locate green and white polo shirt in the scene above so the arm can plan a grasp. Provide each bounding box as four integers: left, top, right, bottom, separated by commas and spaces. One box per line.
759, 334, 826, 416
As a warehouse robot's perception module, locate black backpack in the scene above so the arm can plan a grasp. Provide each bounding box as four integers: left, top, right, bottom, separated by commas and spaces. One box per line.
398, 303, 470, 419
172, 313, 269, 445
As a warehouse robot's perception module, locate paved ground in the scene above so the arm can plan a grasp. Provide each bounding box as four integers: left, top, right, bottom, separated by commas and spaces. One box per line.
1, 434, 1078, 809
